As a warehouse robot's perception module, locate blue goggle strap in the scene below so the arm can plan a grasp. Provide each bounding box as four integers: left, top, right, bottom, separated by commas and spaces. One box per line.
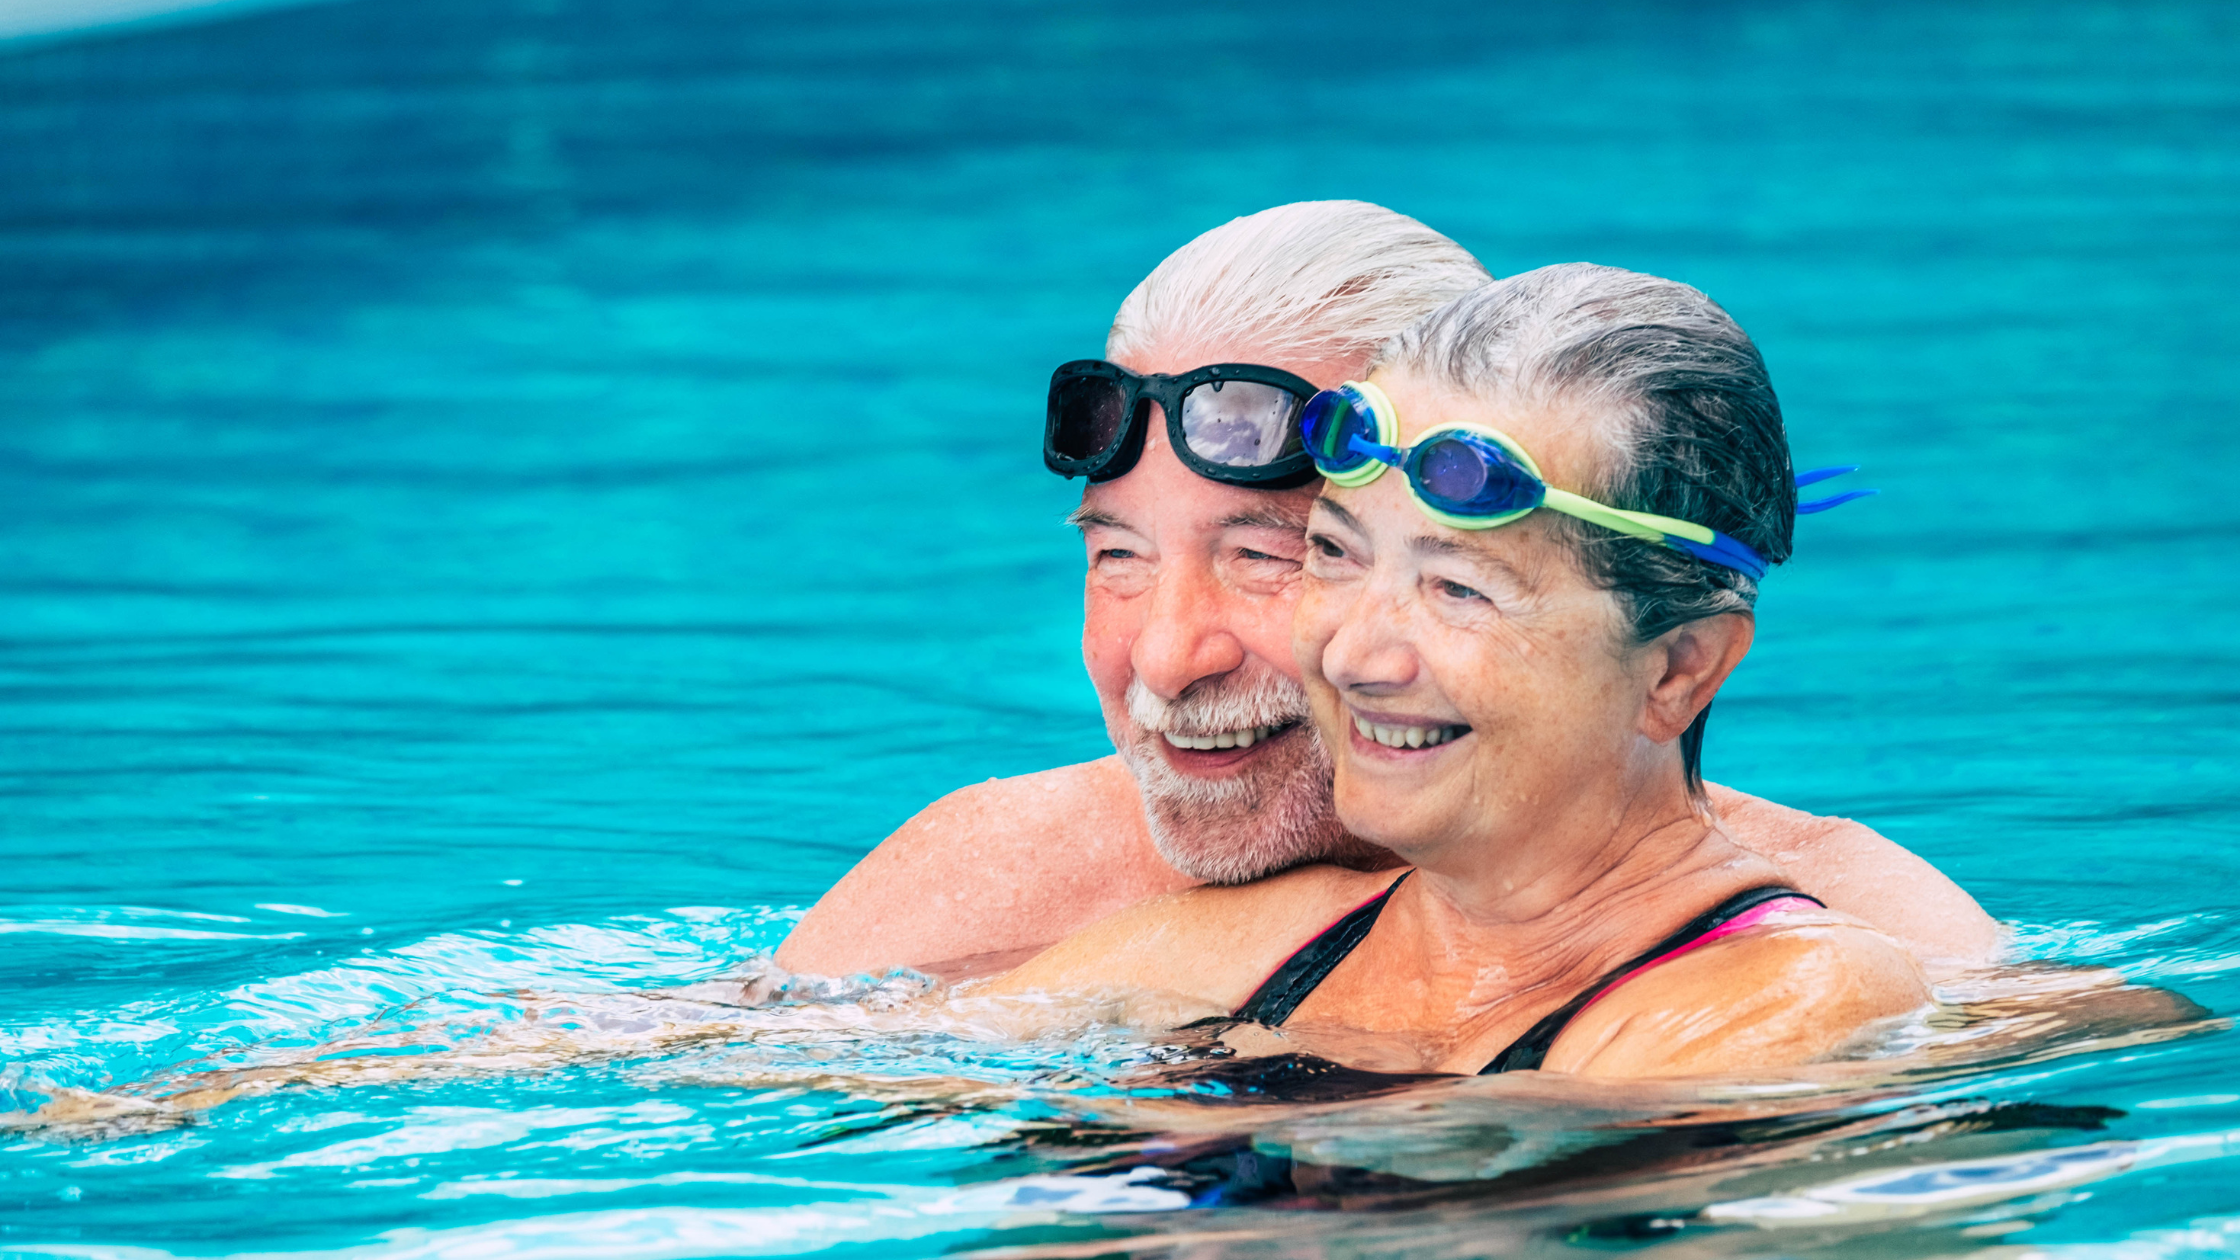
1669, 532, 1771, 580
1795, 465, 1879, 515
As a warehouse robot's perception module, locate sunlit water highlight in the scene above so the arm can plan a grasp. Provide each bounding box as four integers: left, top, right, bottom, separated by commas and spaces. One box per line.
4, 0, 2240, 1254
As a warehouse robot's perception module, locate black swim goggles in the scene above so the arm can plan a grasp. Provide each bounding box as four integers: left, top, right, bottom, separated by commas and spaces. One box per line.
1043, 360, 1321, 488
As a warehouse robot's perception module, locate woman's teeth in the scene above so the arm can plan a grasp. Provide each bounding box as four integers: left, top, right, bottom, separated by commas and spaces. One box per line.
1161, 725, 1279, 751
1354, 717, 1465, 749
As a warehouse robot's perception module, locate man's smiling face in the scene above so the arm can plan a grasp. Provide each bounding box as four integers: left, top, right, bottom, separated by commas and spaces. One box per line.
1075, 344, 1384, 883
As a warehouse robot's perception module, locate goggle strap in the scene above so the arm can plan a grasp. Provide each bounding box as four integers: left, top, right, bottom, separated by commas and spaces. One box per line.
1668, 532, 1770, 580
1794, 464, 1859, 489
1798, 487, 1879, 514
1541, 489, 1710, 546
1540, 488, 1771, 577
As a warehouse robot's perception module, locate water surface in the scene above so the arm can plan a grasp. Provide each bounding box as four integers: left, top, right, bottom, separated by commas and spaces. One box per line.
3, 0, 2239, 1254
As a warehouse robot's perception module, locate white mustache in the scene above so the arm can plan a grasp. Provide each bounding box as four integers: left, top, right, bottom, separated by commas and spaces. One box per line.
1125, 672, 1310, 739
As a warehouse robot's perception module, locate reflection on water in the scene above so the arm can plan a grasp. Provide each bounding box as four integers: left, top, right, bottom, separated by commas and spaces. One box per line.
5, 0, 2240, 1253
3, 906, 2231, 1258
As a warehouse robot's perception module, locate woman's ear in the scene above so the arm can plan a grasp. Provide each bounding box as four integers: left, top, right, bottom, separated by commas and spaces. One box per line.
1641, 613, 1755, 743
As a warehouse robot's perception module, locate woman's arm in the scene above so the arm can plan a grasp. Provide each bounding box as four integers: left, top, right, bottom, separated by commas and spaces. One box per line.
1541, 918, 1931, 1078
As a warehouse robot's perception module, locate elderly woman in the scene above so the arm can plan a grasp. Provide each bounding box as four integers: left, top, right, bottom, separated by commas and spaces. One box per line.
983, 264, 1928, 1078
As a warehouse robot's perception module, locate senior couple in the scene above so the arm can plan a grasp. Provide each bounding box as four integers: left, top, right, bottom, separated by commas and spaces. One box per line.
782, 202, 1995, 1078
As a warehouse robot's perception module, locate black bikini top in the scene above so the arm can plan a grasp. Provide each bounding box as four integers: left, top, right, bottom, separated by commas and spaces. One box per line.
1232, 873, 1824, 1074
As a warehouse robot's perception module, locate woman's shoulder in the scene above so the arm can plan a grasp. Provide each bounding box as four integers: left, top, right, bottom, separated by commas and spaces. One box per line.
1541, 904, 1930, 1079
981, 865, 1405, 1010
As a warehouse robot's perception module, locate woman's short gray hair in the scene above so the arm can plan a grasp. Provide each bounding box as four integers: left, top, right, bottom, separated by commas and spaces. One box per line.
1375, 263, 1799, 798
1107, 201, 1491, 366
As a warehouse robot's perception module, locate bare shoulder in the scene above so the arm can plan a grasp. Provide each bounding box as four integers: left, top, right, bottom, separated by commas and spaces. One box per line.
777, 757, 1191, 975
985, 866, 1401, 1011
1546, 909, 1930, 1078
1706, 783, 2001, 969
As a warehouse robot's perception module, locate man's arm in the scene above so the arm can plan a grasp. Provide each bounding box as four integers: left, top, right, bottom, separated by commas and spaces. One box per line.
978, 865, 1377, 1009
1707, 784, 2001, 970
775, 757, 1198, 977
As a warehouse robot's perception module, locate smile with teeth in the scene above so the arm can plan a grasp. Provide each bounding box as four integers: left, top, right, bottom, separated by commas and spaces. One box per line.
1161, 722, 1289, 751
1353, 716, 1469, 750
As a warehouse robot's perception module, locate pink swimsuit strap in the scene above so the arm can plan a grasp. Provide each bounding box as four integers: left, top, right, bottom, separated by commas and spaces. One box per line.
1573, 895, 1822, 1020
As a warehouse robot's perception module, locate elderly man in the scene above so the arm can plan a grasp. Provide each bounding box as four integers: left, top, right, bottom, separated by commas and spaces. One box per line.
779, 201, 1997, 979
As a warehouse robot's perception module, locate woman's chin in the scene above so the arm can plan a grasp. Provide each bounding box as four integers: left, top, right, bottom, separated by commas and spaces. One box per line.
1331, 794, 1445, 859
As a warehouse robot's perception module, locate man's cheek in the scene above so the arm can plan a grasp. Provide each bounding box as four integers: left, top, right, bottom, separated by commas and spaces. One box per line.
1239, 601, 1307, 682
1080, 602, 1138, 706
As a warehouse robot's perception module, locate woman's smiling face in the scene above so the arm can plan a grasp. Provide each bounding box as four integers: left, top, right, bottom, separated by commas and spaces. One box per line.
1293, 372, 1665, 866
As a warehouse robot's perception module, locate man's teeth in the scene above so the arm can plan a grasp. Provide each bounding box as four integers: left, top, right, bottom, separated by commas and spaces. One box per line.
1353, 717, 1463, 749
1161, 725, 1280, 751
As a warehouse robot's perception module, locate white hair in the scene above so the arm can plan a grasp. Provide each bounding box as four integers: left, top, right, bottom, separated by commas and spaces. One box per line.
1106, 201, 1491, 366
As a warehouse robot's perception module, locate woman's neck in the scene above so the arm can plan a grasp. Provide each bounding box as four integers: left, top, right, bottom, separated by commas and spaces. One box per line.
1402, 758, 1729, 928
1357, 772, 1785, 1040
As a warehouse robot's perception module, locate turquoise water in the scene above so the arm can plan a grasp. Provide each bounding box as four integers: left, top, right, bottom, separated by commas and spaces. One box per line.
4, 0, 2240, 1254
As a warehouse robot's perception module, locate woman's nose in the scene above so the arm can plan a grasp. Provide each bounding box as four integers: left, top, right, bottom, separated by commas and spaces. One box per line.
1318, 583, 1420, 697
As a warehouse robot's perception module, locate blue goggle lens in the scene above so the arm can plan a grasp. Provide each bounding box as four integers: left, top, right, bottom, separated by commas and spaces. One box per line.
1301, 389, 1378, 473
1407, 435, 1544, 516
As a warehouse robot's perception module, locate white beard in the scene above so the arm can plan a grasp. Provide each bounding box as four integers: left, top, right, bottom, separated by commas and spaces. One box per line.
1108, 670, 1353, 885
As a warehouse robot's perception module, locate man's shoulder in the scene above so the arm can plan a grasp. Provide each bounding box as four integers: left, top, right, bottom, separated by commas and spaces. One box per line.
775, 756, 1180, 975
1704, 783, 2001, 969
906, 757, 1146, 846
1704, 784, 1868, 857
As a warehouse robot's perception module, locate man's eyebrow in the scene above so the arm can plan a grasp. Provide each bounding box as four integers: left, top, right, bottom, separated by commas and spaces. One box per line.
1219, 508, 1309, 532
1066, 506, 1128, 531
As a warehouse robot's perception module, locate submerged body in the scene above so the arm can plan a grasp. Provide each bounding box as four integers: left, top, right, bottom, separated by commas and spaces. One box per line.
992, 844, 1927, 1079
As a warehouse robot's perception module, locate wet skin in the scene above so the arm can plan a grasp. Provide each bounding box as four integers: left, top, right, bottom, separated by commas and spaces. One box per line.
778, 345, 1998, 981
985, 372, 1931, 1078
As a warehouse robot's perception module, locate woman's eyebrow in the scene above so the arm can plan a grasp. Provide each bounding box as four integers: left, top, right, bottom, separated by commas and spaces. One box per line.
1308, 499, 1364, 533
1410, 533, 1533, 587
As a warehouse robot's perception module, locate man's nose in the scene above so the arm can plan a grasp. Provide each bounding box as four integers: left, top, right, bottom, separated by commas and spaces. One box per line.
1131, 559, 1248, 700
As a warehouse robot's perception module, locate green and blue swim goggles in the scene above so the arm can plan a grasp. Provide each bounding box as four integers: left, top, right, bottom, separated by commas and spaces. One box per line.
1299, 381, 1874, 581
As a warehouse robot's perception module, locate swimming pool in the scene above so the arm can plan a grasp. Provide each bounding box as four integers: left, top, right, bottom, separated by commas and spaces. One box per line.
3, 0, 2239, 1254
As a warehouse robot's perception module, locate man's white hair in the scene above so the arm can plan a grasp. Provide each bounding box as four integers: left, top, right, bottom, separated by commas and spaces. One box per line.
1106, 200, 1491, 365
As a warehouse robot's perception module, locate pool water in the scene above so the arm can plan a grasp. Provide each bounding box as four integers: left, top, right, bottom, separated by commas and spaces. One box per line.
3, 0, 2239, 1254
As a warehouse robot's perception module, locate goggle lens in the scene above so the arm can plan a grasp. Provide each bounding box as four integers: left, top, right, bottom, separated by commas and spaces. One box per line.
1179, 379, 1305, 468
1300, 389, 1379, 473
1407, 434, 1545, 516
1047, 373, 1129, 461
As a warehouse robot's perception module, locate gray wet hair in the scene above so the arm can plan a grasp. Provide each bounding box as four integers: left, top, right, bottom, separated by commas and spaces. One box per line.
1374, 263, 1799, 798
1107, 201, 1491, 366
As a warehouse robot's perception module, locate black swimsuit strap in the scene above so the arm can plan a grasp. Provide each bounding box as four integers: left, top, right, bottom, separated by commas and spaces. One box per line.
1480, 884, 1822, 1074
1233, 871, 1414, 1026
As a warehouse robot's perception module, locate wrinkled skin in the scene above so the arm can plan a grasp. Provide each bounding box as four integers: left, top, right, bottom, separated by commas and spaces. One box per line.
778, 344, 1998, 981
986, 371, 1932, 1079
